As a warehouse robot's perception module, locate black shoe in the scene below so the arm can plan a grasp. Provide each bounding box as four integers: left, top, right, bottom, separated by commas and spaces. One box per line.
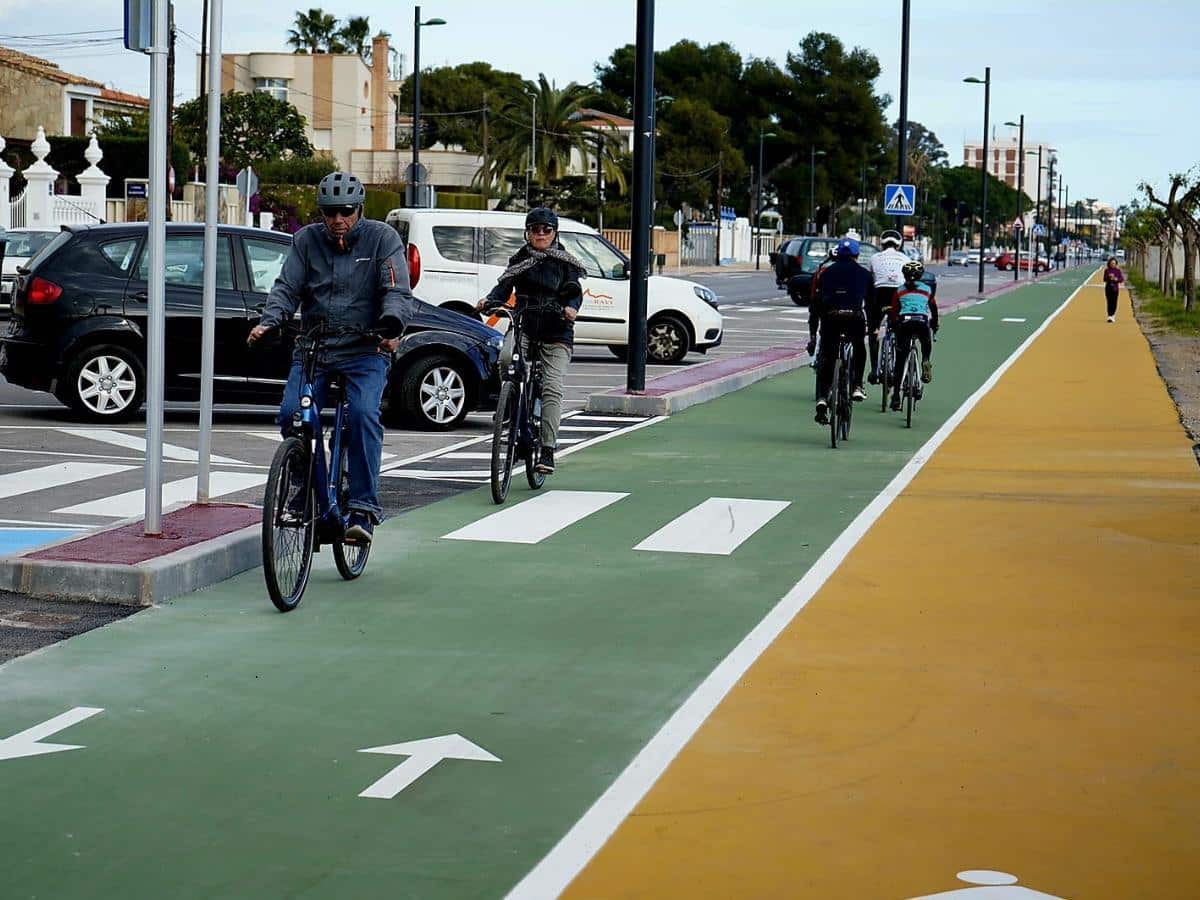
344, 512, 374, 545
814, 400, 829, 425
867, 369, 880, 385
890, 393, 901, 411
536, 447, 556, 474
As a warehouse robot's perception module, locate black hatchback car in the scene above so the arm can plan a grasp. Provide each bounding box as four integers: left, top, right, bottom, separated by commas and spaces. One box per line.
769, 237, 936, 306
0, 223, 501, 429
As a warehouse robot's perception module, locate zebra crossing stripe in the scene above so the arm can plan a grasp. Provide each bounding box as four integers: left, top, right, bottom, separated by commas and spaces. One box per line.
634, 498, 791, 556
59, 429, 244, 465
0, 462, 136, 501
442, 491, 628, 545
55, 472, 266, 518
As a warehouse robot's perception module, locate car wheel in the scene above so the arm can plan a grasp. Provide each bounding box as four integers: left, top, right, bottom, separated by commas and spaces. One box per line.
60, 343, 145, 422
646, 314, 690, 364
789, 290, 808, 307
607, 345, 628, 361
398, 353, 471, 431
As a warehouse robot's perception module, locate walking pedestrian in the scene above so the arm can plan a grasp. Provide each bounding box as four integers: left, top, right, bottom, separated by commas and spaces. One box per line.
1103, 256, 1125, 323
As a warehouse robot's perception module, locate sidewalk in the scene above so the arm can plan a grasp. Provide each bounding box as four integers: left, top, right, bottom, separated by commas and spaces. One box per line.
558, 271, 1200, 898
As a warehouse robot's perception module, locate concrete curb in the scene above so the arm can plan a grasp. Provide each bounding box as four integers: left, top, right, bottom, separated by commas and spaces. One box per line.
0, 508, 261, 607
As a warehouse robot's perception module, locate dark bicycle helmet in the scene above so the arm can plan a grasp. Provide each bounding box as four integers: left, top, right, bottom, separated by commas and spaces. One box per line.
880, 229, 903, 249
317, 171, 366, 208
525, 207, 559, 230
902, 259, 925, 281
835, 237, 860, 258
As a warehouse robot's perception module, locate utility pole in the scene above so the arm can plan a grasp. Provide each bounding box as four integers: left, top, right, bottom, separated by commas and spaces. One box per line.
165, 1, 175, 220
896, 0, 911, 231
627, 0, 655, 393
714, 150, 722, 266
480, 91, 489, 201
199, 0, 208, 100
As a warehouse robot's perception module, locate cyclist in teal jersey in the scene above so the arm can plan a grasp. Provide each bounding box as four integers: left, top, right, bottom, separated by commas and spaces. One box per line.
887, 259, 938, 411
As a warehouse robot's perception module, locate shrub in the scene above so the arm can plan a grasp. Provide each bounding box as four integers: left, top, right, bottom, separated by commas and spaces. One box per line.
254, 154, 340, 185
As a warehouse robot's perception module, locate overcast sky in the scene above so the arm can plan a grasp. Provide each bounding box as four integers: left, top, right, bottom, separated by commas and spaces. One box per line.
1, 0, 1195, 209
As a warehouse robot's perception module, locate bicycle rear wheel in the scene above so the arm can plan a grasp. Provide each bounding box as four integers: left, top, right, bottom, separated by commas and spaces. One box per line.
525, 383, 546, 491
491, 381, 518, 504
829, 353, 842, 449
262, 437, 316, 612
905, 341, 919, 429
879, 334, 893, 413
332, 431, 370, 580
838, 343, 854, 442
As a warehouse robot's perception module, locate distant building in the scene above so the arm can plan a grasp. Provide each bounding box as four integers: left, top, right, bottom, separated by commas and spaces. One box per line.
0, 46, 148, 140
963, 136, 1055, 202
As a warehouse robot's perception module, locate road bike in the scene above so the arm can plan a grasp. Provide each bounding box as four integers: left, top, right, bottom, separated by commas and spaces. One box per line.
259, 321, 377, 612
897, 317, 925, 429
826, 328, 856, 449
487, 302, 560, 504
878, 322, 896, 414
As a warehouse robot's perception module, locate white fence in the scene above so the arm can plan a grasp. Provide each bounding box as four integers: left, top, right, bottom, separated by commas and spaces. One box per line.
9, 189, 26, 228
52, 195, 104, 225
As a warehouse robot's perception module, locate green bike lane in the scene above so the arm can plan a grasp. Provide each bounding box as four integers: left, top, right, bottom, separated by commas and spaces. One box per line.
0, 269, 1092, 899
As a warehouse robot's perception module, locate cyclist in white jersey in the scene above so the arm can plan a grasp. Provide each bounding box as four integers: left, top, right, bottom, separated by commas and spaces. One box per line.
867, 229, 908, 385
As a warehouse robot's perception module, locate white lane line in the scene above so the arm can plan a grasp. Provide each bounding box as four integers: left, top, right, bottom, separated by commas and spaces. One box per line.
59, 428, 243, 465
558, 425, 618, 433
569, 416, 650, 424
556, 438, 586, 445
0, 462, 136, 501
719, 316, 743, 320
0, 517, 91, 528
732, 306, 772, 312
55, 472, 266, 518
443, 490, 628, 545
635, 498, 791, 556
505, 278, 1089, 900
245, 432, 284, 442
379, 435, 492, 473
1002, 317, 1028, 323
959, 316, 984, 321
724, 328, 808, 336
382, 468, 489, 479
438, 452, 493, 461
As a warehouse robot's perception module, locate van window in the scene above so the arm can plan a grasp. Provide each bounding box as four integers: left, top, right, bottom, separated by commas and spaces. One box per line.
391, 218, 409, 244
432, 226, 475, 263
483, 228, 526, 266
558, 232, 627, 279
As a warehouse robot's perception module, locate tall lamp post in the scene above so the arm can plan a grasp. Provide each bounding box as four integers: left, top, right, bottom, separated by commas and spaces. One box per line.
754, 126, 776, 270
1026, 146, 1045, 276
1003, 116, 1024, 281
964, 68, 991, 294
809, 145, 826, 235
410, 6, 446, 208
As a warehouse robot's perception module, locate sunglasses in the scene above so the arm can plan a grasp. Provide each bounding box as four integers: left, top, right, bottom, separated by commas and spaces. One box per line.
321, 205, 359, 218
528, 225, 555, 235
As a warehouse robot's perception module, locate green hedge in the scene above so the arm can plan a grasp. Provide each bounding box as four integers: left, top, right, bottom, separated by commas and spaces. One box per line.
364, 188, 403, 222
254, 154, 340, 185
436, 191, 487, 211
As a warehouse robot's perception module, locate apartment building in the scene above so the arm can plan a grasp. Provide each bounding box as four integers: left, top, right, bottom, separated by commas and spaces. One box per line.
963, 136, 1055, 201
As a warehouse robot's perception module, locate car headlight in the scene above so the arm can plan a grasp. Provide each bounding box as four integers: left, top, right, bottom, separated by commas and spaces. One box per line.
693, 285, 719, 309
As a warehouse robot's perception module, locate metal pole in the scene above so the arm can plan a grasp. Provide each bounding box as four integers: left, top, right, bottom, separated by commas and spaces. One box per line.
896, 0, 910, 231
196, 0, 222, 504
1014, 114, 1023, 281
713, 151, 722, 266
1033, 145, 1042, 277
627, 0, 654, 393
144, 0, 169, 535
595, 132, 604, 231
754, 130, 764, 270
809, 145, 815, 235
412, 6, 421, 205
977, 66, 990, 295
859, 163, 866, 236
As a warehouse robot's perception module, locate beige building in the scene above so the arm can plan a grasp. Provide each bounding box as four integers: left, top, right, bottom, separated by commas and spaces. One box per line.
202, 36, 398, 174
963, 136, 1055, 201
0, 46, 148, 140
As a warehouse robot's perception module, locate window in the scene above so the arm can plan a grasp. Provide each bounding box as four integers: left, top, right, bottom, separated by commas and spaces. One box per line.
799, 240, 834, 273
557, 232, 627, 279
137, 234, 233, 289
431, 226, 475, 263
99, 238, 140, 273
7, 230, 60, 258
1006, 149, 1016, 161
482, 228, 526, 266
244, 238, 290, 293
253, 77, 288, 103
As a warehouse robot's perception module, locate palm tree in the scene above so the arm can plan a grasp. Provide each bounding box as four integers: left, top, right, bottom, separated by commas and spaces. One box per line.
287, 8, 339, 54
337, 16, 371, 59
478, 75, 627, 200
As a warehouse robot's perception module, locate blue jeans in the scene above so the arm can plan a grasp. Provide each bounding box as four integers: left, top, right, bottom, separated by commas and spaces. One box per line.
276, 353, 390, 522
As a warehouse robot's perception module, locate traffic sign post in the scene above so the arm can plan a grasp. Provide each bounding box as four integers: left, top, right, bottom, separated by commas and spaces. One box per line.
235, 166, 258, 226
884, 183, 916, 216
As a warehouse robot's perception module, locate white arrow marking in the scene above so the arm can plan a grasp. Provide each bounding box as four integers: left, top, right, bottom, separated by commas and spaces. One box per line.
0, 707, 104, 761
357, 733, 501, 799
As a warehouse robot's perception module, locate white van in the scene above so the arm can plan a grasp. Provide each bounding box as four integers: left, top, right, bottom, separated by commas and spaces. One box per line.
385, 209, 723, 364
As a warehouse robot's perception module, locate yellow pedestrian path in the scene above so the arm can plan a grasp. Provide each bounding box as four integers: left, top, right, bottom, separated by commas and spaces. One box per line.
563, 273, 1200, 898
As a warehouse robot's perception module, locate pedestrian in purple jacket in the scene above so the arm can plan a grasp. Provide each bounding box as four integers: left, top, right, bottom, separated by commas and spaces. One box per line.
1103, 257, 1125, 322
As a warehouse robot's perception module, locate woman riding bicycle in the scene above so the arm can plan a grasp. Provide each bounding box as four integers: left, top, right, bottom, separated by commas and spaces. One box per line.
887, 259, 938, 411
475, 208, 585, 475
248, 171, 413, 545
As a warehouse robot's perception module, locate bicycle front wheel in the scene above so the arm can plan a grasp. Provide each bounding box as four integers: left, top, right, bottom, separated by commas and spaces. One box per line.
905, 344, 919, 429
879, 336, 893, 413
525, 384, 546, 491
838, 345, 854, 442
332, 433, 370, 580
829, 354, 842, 449
491, 381, 518, 504
262, 436, 316, 612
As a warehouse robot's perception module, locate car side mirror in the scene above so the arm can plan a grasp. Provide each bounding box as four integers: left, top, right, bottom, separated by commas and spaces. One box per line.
614, 261, 629, 279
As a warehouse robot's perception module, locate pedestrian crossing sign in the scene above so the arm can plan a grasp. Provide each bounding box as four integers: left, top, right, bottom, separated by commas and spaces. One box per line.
884, 183, 916, 216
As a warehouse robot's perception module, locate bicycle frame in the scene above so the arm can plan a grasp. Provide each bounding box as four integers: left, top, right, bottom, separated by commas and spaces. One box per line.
494, 308, 547, 458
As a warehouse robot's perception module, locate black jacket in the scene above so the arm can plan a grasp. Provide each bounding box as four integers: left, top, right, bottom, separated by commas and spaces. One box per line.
485, 244, 584, 346
809, 257, 871, 340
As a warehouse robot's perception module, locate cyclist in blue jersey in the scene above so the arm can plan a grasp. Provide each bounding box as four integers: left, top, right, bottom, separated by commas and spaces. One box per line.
887, 259, 938, 411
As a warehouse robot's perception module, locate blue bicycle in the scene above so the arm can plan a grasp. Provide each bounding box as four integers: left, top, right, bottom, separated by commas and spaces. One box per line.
260, 321, 374, 612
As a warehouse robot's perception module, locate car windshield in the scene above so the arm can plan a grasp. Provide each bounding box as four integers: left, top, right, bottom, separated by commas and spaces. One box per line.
5, 230, 58, 258
799, 240, 835, 273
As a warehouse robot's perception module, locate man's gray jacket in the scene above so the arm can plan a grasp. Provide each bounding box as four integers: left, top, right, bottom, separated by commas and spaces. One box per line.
260, 217, 416, 363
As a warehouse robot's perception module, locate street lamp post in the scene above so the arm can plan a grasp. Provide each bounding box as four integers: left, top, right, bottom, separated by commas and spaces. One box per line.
809, 145, 826, 235
627, 0, 655, 394
754, 127, 776, 270
524, 89, 537, 206
964, 67, 991, 294
1004, 116, 1024, 281
411, 6, 446, 208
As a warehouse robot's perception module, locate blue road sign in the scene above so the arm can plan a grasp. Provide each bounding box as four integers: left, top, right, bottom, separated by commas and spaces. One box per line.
124, 0, 152, 52
1032, 223, 1046, 237
883, 183, 916, 216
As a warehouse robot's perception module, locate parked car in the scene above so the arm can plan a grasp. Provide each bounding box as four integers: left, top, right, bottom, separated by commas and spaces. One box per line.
385, 208, 723, 365
993, 251, 1050, 272
769, 236, 842, 305
0, 223, 501, 429
947, 250, 970, 266
1, 228, 59, 317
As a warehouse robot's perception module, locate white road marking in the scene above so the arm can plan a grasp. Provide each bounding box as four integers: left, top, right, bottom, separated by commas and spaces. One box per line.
55, 472, 266, 517
0, 462, 136, 501
358, 734, 501, 800
438, 452, 493, 461
443, 490, 628, 544
505, 278, 1088, 900
959, 316, 984, 321
379, 435, 492, 473
0, 707, 105, 762
558, 425, 617, 433
733, 306, 773, 312
59, 428, 243, 464
568, 416, 650, 424
636, 498, 791, 556
1002, 317, 1027, 323
724, 328, 808, 336
382, 468, 489, 479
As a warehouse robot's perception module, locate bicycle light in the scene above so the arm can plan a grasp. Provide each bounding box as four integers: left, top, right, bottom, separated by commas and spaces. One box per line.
300, 396, 313, 409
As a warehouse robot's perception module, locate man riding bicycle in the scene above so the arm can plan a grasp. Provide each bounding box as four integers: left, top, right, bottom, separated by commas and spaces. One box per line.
888, 259, 938, 411
868, 229, 908, 385
808, 237, 871, 424
248, 171, 414, 545
475, 207, 584, 475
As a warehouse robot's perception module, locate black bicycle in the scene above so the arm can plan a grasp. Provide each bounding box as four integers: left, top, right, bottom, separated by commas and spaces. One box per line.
878, 322, 897, 414
487, 302, 559, 504
826, 330, 855, 449
258, 321, 377, 612
898, 322, 924, 429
